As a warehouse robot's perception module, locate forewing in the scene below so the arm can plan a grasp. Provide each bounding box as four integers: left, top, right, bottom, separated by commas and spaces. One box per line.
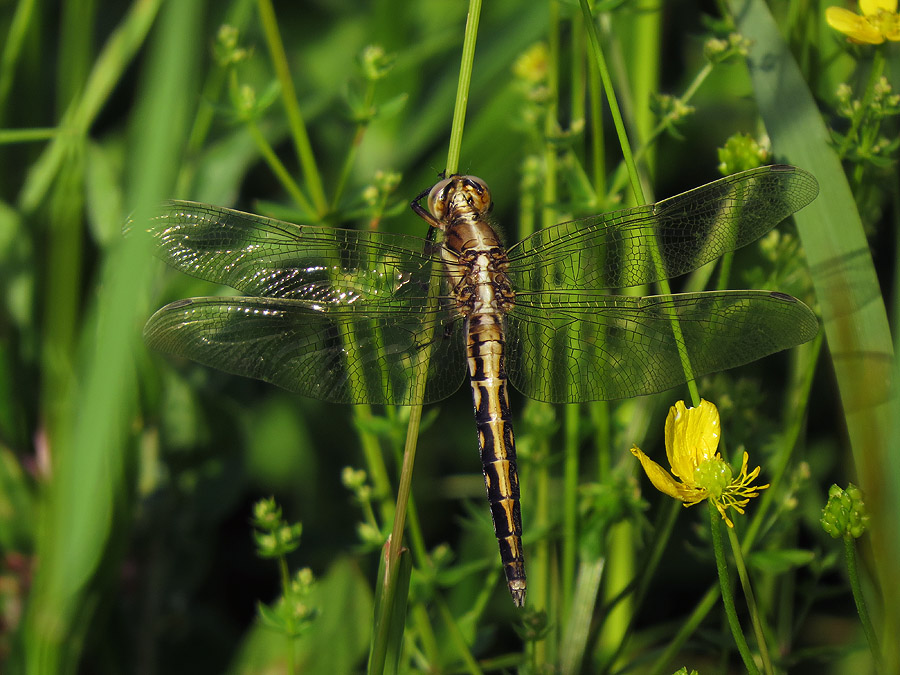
136, 200, 445, 302
143, 296, 466, 405
506, 165, 818, 291
506, 290, 818, 403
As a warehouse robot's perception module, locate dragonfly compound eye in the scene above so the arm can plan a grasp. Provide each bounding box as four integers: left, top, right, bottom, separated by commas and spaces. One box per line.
460, 175, 492, 214
427, 177, 454, 220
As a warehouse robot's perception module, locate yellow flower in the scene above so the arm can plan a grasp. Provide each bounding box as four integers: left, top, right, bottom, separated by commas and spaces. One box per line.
826, 0, 900, 44
630, 400, 769, 528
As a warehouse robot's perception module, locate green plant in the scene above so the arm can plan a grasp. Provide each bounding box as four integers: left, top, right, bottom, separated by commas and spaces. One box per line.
0, 1, 896, 673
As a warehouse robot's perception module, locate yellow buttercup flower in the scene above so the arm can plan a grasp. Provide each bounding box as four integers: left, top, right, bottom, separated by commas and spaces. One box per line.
630, 399, 769, 527
826, 0, 900, 44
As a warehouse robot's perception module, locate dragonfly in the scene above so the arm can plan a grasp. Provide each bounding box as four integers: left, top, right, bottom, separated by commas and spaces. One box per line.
139, 164, 819, 607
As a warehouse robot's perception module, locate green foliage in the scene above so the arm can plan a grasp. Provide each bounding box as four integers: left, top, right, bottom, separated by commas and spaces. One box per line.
0, 0, 896, 673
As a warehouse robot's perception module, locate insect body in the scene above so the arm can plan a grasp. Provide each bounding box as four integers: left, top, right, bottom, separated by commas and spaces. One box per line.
413, 175, 525, 603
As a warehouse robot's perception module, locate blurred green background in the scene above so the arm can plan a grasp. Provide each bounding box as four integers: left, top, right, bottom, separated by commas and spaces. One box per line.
1, 0, 897, 673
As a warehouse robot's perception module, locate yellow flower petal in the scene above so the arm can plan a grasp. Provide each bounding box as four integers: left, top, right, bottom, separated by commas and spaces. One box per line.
631, 445, 707, 503
664, 399, 720, 481
879, 11, 900, 39
826, 7, 886, 43
860, 0, 897, 16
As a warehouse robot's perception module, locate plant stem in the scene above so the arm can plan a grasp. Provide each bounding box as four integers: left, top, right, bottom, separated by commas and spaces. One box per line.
579, 1, 699, 406
445, 0, 481, 175
255, 0, 328, 213
244, 113, 313, 213
647, 583, 718, 675
277, 555, 298, 675
0, 128, 57, 144
709, 502, 760, 675
727, 525, 773, 675
436, 597, 485, 675
331, 79, 376, 211
608, 61, 715, 199
844, 535, 882, 672
838, 49, 885, 160
369, 403, 423, 675
562, 404, 579, 616
579, 0, 642, 204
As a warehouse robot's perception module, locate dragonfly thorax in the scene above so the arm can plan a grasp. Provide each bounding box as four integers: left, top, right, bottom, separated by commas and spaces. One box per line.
455, 248, 515, 318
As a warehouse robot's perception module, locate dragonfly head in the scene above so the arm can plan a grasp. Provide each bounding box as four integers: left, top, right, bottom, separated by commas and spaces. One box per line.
427, 175, 493, 226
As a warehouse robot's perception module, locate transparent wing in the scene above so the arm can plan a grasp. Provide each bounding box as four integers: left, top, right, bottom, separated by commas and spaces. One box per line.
143, 296, 467, 405
136, 201, 449, 302
506, 165, 818, 291
506, 290, 818, 403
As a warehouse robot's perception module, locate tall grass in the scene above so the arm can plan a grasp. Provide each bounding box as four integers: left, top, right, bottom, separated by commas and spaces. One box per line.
0, 0, 896, 673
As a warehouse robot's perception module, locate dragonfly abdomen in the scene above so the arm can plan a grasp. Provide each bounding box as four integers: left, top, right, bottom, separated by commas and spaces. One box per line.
466, 313, 526, 607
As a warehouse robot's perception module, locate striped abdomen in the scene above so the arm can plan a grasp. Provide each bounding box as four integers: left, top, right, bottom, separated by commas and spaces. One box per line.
466, 312, 526, 606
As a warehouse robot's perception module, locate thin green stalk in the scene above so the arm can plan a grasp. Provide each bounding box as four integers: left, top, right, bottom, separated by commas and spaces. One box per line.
57, 0, 96, 111
0, 128, 57, 144
844, 535, 882, 671
726, 526, 773, 675
608, 61, 715, 199
177, 0, 256, 196
562, 404, 579, 616
559, 558, 605, 675
19, 0, 163, 212
353, 405, 396, 523
331, 79, 375, 210
578, 0, 642, 205
708, 502, 760, 675
410, 604, 440, 667
370, 3, 483, 669
532, 449, 553, 659
744, 334, 821, 551
571, 10, 586, 128
838, 49, 885, 159
227, 63, 313, 213
579, 1, 699, 406
628, 0, 661, 176
648, 584, 720, 675
600, 499, 679, 672
255, 0, 328, 213
445, 0, 481, 175
532, 3, 561, 663
0, 0, 38, 116
398, 475, 429, 571
369, 403, 423, 675
277, 555, 298, 675
244, 114, 313, 213
714, 251, 734, 291
590, 401, 610, 481
436, 597, 485, 675
587, 53, 605, 195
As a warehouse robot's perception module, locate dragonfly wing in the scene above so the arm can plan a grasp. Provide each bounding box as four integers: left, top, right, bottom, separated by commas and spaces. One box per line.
133, 201, 444, 300
144, 296, 466, 405
506, 290, 818, 403
505, 165, 818, 290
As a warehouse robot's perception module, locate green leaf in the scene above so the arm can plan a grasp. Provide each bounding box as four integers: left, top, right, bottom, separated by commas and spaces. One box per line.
732, 2, 900, 664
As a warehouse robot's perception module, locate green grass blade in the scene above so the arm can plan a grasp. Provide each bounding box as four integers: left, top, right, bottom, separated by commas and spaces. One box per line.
22, 1, 202, 670
732, 1, 898, 671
